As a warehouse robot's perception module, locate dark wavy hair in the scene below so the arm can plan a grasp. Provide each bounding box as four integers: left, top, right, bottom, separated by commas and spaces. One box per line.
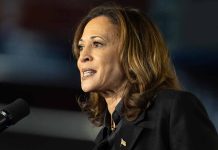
72, 3, 181, 127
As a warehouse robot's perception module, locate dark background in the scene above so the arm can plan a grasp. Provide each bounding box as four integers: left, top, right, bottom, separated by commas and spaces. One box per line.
0, 0, 217, 149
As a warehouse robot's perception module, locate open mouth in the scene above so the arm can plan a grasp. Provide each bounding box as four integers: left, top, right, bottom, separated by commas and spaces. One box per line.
82, 69, 97, 79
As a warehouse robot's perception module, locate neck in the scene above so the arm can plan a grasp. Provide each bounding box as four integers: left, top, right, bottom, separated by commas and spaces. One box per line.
105, 96, 122, 115
101, 81, 127, 115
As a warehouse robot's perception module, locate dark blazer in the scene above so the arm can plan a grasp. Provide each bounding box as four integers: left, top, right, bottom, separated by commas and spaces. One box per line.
94, 89, 218, 150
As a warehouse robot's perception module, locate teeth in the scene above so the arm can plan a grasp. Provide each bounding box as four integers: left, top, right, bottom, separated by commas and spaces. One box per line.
83, 70, 95, 77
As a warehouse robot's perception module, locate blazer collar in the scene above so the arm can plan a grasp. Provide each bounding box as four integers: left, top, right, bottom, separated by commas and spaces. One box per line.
116, 111, 155, 150
94, 126, 107, 144
95, 111, 155, 150
94, 95, 157, 149
94, 110, 147, 142
119, 96, 156, 150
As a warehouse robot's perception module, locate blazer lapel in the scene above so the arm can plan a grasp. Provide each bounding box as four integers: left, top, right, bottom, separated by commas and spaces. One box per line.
119, 123, 144, 150
117, 111, 155, 150
94, 127, 107, 144
94, 109, 155, 150
93, 127, 110, 150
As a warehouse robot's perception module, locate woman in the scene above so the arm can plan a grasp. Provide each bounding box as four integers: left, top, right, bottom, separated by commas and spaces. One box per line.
72, 3, 218, 150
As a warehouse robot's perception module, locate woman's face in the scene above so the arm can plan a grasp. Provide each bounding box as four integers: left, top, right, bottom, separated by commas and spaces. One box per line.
77, 16, 126, 93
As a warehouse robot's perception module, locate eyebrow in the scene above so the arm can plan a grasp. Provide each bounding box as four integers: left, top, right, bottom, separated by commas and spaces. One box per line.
79, 35, 106, 42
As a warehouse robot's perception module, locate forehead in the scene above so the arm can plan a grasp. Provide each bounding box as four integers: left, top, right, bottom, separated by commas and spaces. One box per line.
81, 16, 118, 40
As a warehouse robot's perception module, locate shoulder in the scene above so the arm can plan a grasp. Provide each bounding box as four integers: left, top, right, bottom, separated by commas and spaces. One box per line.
152, 89, 216, 130
153, 89, 204, 111
147, 89, 209, 121
155, 89, 198, 103
139, 89, 218, 150
153, 91, 218, 150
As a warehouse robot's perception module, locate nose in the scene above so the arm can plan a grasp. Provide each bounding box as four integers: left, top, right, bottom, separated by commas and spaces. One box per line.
80, 55, 93, 62
79, 49, 93, 63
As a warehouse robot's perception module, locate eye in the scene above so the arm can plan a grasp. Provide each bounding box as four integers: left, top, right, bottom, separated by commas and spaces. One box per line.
77, 44, 84, 51
93, 41, 103, 48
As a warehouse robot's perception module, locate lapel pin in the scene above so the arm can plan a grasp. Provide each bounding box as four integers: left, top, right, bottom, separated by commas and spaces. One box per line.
121, 138, 126, 147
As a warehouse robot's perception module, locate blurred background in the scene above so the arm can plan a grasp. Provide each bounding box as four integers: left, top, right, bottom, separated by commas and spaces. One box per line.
0, 0, 217, 149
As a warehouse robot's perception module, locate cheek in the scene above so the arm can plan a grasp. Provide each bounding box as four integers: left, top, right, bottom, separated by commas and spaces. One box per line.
77, 60, 80, 70
101, 60, 124, 81
77, 60, 82, 75
104, 53, 122, 74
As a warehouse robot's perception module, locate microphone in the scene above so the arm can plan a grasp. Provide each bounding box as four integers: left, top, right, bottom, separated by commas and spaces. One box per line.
0, 98, 30, 132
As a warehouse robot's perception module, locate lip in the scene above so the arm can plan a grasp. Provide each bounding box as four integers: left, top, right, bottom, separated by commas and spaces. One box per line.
81, 68, 97, 73
81, 68, 97, 80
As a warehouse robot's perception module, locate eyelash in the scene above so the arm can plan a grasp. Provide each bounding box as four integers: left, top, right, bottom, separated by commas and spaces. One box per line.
77, 41, 103, 51
77, 45, 84, 51
92, 41, 103, 48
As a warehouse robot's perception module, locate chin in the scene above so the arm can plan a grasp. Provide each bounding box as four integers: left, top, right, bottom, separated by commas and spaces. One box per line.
81, 85, 94, 92
81, 80, 98, 92
81, 87, 90, 92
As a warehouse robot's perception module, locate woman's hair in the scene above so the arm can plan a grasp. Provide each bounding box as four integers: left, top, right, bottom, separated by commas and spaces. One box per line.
73, 3, 181, 126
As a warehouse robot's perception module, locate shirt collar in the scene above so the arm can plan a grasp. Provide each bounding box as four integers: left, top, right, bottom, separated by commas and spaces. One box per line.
103, 100, 123, 127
